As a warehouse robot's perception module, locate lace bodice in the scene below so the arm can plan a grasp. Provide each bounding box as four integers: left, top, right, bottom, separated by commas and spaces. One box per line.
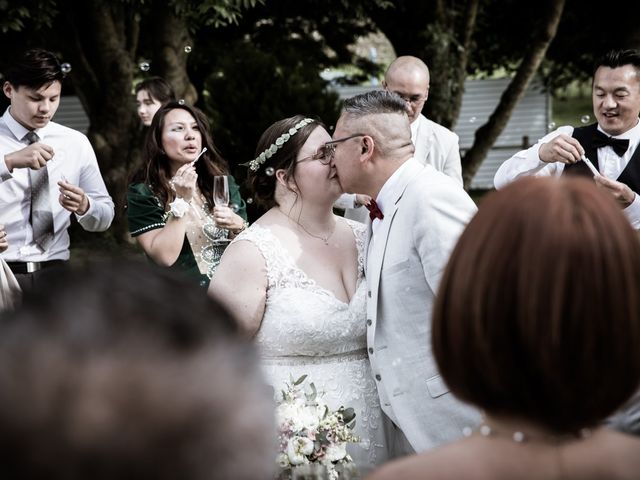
235, 220, 367, 357
232, 219, 387, 469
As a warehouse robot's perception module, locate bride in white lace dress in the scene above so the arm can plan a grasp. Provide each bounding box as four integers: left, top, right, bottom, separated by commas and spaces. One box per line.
210, 116, 387, 470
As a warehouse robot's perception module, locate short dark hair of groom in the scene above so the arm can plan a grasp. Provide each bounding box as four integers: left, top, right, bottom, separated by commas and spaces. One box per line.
5, 48, 66, 90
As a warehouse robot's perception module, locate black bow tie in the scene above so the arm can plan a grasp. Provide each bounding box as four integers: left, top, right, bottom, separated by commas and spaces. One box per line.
592, 130, 630, 157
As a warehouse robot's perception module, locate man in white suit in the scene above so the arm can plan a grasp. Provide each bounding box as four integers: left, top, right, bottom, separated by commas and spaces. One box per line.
328, 90, 480, 457
336, 55, 462, 222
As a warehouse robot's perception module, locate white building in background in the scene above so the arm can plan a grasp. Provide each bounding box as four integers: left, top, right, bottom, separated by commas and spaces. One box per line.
53, 96, 90, 134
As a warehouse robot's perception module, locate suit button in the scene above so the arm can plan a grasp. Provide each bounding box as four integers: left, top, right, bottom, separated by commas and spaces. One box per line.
367, 319, 372, 326
368, 290, 371, 298
368, 347, 374, 354
375, 374, 381, 381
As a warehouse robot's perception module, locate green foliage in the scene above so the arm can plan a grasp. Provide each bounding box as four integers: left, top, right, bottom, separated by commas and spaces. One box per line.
471, 0, 640, 89
202, 40, 340, 167
169, 0, 264, 28
0, 0, 57, 33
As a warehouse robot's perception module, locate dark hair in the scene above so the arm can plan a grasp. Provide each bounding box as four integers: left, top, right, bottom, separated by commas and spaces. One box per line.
131, 101, 228, 207
134, 76, 176, 104
249, 115, 324, 209
433, 177, 640, 433
594, 49, 640, 75
4, 48, 65, 90
0, 259, 275, 479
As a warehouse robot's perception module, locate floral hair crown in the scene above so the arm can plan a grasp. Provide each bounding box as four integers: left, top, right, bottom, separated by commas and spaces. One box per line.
244, 118, 314, 171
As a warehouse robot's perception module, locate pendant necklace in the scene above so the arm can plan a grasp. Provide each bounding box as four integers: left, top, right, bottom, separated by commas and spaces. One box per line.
277, 208, 336, 245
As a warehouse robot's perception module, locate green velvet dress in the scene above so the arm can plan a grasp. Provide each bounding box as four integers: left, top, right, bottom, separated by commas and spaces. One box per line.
126, 176, 247, 288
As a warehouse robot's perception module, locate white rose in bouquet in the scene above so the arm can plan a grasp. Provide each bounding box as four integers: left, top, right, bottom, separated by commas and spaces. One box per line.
287, 436, 315, 465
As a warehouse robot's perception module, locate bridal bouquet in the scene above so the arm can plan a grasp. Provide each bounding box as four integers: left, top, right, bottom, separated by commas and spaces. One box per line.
275, 374, 359, 480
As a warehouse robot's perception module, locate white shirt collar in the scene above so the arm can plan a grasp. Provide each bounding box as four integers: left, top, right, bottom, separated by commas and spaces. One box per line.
3, 107, 51, 142
597, 118, 640, 141
375, 159, 413, 218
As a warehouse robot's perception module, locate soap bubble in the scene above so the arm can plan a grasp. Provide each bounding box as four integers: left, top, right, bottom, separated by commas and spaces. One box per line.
230, 203, 239, 212
265, 167, 275, 176
184, 45, 192, 53
580, 115, 591, 124
246, 197, 254, 204
60, 63, 72, 74
139, 61, 150, 72
178, 99, 185, 105
548, 122, 556, 130
469, 116, 477, 123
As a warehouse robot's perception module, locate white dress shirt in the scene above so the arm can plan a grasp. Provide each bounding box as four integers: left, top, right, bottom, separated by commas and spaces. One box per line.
494, 121, 640, 229
0, 108, 114, 261
371, 159, 412, 237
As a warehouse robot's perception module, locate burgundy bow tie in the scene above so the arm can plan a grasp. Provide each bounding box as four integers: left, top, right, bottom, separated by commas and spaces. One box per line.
366, 199, 384, 221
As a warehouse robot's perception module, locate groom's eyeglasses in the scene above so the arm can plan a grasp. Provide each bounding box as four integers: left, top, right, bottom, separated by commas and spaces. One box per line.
323, 134, 367, 161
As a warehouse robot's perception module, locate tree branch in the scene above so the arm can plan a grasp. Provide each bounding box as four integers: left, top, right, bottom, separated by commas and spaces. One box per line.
461, 0, 566, 188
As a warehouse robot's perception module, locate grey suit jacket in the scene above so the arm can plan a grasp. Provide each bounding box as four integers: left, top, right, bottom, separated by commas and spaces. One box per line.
365, 159, 481, 452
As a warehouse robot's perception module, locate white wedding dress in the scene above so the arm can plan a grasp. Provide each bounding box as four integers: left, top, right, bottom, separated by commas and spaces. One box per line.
236, 221, 388, 470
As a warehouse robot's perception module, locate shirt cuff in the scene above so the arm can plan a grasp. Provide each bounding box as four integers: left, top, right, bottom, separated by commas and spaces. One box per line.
623, 193, 640, 230
0, 158, 12, 182
74, 196, 93, 220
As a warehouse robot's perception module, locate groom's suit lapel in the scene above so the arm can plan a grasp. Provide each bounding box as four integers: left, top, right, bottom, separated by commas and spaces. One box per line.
366, 160, 419, 306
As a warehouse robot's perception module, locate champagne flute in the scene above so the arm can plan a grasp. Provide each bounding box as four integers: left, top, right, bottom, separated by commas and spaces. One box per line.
213, 175, 229, 207
212, 176, 230, 244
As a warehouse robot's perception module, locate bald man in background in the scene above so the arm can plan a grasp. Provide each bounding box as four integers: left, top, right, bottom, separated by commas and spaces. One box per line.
383, 56, 462, 185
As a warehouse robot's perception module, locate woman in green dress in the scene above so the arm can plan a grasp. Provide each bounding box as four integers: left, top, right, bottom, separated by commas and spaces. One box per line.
127, 101, 247, 287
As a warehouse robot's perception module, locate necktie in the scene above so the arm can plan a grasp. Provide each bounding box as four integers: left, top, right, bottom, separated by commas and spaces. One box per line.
592, 130, 630, 157
366, 199, 384, 221
24, 131, 54, 251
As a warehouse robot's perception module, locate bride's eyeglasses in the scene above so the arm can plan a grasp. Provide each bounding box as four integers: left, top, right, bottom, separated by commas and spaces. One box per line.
298, 144, 333, 165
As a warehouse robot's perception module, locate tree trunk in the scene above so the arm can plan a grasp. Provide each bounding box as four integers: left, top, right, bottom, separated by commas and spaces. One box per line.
54, 1, 200, 244
422, 0, 479, 129
150, 5, 198, 104
59, 0, 140, 242
461, 0, 566, 188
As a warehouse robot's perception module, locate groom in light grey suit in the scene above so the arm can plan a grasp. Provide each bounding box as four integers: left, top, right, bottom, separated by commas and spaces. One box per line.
329, 91, 481, 457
